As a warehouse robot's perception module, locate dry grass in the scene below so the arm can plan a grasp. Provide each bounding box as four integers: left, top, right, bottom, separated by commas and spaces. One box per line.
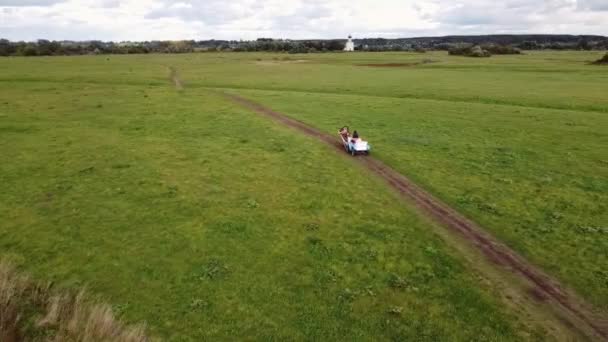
0, 260, 151, 342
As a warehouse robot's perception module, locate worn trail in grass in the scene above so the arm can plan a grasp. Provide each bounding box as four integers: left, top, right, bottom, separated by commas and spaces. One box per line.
226, 92, 608, 340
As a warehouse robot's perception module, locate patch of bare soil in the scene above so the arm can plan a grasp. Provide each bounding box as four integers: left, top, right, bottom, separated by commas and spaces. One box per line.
225, 93, 608, 341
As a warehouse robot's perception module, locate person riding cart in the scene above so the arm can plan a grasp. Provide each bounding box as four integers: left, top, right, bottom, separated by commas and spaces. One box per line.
339, 126, 350, 140
338, 127, 371, 156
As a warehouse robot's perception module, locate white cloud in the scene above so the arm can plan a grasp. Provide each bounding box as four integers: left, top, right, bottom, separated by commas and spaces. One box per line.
0, 0, 64, 5
577, 0, 608, 11
0, 0, 607, 41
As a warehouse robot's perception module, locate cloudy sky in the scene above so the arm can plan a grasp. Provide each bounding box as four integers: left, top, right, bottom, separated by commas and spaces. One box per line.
1, 0, 607, 41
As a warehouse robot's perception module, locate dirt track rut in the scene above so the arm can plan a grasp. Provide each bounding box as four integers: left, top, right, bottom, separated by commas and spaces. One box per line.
225, 92, 608, 340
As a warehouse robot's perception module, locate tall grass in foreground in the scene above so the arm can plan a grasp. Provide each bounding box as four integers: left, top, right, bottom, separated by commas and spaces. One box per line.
0, 260, 151, 342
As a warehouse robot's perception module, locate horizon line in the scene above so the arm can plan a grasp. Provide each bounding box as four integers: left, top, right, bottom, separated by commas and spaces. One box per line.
3, 33, 608, 43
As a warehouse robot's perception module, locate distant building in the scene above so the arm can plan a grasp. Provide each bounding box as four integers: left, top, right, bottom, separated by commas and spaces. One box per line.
344, 35, 355, 51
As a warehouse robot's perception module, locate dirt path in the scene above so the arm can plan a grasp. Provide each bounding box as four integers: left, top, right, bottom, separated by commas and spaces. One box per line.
225, 93, 608, 340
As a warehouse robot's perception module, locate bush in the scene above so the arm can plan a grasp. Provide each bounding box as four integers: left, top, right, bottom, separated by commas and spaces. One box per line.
482, 44, 521, 55
449, 45, 491, 57
448, 45, 470, 56
470, 45, 491, 57
592, 53, 608, 65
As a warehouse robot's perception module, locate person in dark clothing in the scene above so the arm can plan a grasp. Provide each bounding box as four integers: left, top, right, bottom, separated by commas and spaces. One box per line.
351, 130, 360, 143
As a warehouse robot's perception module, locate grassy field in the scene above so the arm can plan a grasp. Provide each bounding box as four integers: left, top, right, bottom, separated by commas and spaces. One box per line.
230, 89, 608, 310
0, 50, 606, 339
189, 50, 608, 310
0, 63, 545, 340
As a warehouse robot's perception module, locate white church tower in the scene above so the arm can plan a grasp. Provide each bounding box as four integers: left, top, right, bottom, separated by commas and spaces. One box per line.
344, 35, 355, 52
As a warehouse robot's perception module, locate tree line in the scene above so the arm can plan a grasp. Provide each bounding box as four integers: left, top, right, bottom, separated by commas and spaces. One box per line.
0, 38, 347, 56
1, 34, 606, 56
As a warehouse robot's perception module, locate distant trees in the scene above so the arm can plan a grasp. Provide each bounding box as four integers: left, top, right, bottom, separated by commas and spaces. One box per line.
36, 39, 61, 55
0, 39, 200, 56
577, 38, 591, 51
0, 39, 14, 56
225, 38, 341, 53
13, 38, 343, 55
22, 44, 39, 56
519, 41, 539, 50
0, 35, 606, 56
357, 35, 608, 52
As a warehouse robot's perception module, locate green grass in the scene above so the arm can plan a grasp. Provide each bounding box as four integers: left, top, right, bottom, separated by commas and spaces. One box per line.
188, 51, 607, 311
191, 51, 608, 311
0, 73, 544, 339
1, 50, 606, 339
170, 51, 605, 112
2, 52, 607, 113
234, 87, 608, 311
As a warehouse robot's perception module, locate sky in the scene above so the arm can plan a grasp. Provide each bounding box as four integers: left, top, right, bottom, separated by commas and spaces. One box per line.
0, 0, 607, 41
